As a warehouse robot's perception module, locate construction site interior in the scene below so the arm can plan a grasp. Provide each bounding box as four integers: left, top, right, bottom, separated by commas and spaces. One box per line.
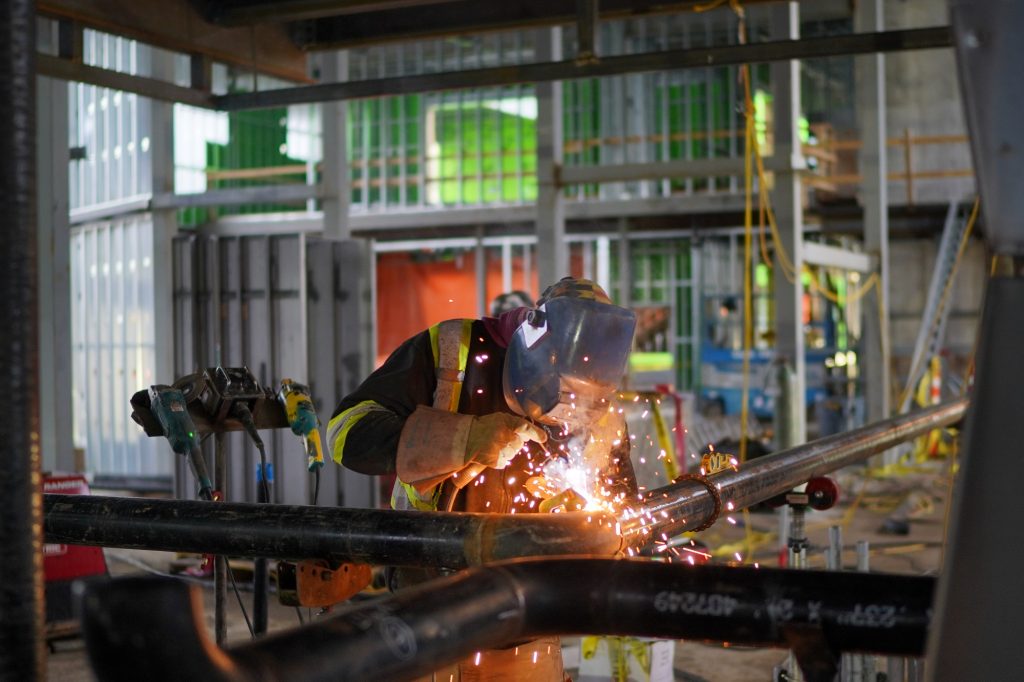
3, 0, 1022, 681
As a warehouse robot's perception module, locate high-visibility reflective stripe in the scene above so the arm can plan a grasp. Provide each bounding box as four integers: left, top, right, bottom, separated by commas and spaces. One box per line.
394, 319, 475, 510
432, 319, 473, 413
392, 480, 443, 511
327, 400, 387, 465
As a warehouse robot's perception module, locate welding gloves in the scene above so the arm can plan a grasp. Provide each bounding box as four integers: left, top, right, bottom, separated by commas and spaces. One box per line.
396, 405, 546, 493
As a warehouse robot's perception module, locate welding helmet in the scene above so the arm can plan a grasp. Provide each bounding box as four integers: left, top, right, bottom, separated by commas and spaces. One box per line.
502, 278, 637, 427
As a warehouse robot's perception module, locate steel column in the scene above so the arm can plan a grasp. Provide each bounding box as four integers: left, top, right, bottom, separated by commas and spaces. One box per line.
770, 1, 806, 444
320, 52, 351, 240
535, 27, 567, 287
336, 239, 376, 507
929, 2, 1024, 674
856, 0, 891, 425
0, 0, 43, 677
37, 70, 75, 472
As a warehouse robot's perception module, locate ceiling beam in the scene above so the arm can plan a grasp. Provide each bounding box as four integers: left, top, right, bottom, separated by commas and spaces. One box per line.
209, 0, 465, 26
218, 26, 952, 110
38, 0, 309, 82
289, 0, 783, 50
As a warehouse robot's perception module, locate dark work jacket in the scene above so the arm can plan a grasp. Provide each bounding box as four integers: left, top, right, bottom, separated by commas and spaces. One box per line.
330, 319, 637, 513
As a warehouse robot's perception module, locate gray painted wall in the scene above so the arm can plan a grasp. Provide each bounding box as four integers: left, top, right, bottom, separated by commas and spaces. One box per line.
884, 0, 975, 204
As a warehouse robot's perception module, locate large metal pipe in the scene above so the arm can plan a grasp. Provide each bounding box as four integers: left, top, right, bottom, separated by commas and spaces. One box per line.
44, 495, 623, 567
624, 399, 968, 540
0, 0, 43, 679
46, 401, 966, 566
81, 558, 936, 682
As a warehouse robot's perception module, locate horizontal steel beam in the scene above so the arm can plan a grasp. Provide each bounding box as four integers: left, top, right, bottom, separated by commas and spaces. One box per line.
36, 54, 214, 109
623, 399, 968, 541
217, 27, 953, 110
291, 0, 806, 51
201, 194, 749, 237
151, 184, 323, 209
212, 0, 465, 25
68, 194, 153, 225
44, 495, 623, 567
81, 558, 936, 682
803, 241, 873, 273
560, 156, 793, 186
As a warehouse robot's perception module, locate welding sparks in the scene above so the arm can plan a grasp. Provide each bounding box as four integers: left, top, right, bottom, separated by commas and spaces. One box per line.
474, 652, 482, 666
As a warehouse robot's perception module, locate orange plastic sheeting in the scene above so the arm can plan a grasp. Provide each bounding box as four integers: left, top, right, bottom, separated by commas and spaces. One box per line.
375, 251, 539, 365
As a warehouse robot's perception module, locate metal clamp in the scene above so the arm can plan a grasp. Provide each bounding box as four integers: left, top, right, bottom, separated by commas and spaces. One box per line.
671, 472, 723, 531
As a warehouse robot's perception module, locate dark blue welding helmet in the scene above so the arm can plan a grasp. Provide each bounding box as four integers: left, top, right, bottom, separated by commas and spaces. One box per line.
503, 278, 637, 427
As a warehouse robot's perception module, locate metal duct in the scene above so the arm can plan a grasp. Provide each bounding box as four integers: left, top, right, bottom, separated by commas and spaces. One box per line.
44, 495, 623, 567
0, 0, 43, 678
81, 558, 936, 682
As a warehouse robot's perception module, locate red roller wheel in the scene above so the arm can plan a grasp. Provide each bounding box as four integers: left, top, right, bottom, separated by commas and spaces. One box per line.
806, 476, 840, 511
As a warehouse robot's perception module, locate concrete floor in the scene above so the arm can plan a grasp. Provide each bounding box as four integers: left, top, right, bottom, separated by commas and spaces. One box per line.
46, 459, 952, 681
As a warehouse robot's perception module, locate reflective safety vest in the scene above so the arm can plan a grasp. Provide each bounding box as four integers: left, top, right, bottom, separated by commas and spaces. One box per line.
391, 318, 474, 510
325, 319, 474, 511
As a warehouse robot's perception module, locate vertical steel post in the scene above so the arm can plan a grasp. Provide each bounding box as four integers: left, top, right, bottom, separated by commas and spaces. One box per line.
37, 52, 74, 472
321, 52, 350, 240
855, 0, 891, 427
536, 27, 567, 287
770, 1, 806, 444
929, 1, 1024, 677
474, 226, 486, 318
856, 540, 874, 681
826, 525, 843, 571
0, 0, 43, 677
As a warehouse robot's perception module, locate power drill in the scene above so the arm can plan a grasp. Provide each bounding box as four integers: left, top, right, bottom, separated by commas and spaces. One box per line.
278, 379, 324, 471
148, 385, 214, 500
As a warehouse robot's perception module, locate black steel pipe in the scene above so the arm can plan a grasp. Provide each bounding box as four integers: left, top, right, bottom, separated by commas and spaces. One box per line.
0, 0, 43, 679
81, 558, 936, 682
624, 399, 968, 540
46, 401, 966, 568
44, 494, 623, 567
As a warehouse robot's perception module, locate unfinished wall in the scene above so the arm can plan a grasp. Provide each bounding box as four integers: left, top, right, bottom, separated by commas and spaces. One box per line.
888, 235, 986, 391
883, 0, 975, 205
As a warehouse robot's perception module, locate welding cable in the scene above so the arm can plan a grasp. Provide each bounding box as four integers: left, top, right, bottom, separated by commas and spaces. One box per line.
106, 549, 257, 639
670, 473, 723, 531
226, 565, 256, 639
231, 402, 271, 504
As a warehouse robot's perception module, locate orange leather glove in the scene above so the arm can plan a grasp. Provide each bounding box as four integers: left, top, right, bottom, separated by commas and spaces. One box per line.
464, 412, 547, 469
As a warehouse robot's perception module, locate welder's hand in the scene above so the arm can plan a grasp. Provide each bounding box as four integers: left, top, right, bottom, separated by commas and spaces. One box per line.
465, 413, 547, 469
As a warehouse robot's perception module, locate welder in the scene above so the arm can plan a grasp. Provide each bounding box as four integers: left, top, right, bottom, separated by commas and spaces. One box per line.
328, 277, 637, 681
